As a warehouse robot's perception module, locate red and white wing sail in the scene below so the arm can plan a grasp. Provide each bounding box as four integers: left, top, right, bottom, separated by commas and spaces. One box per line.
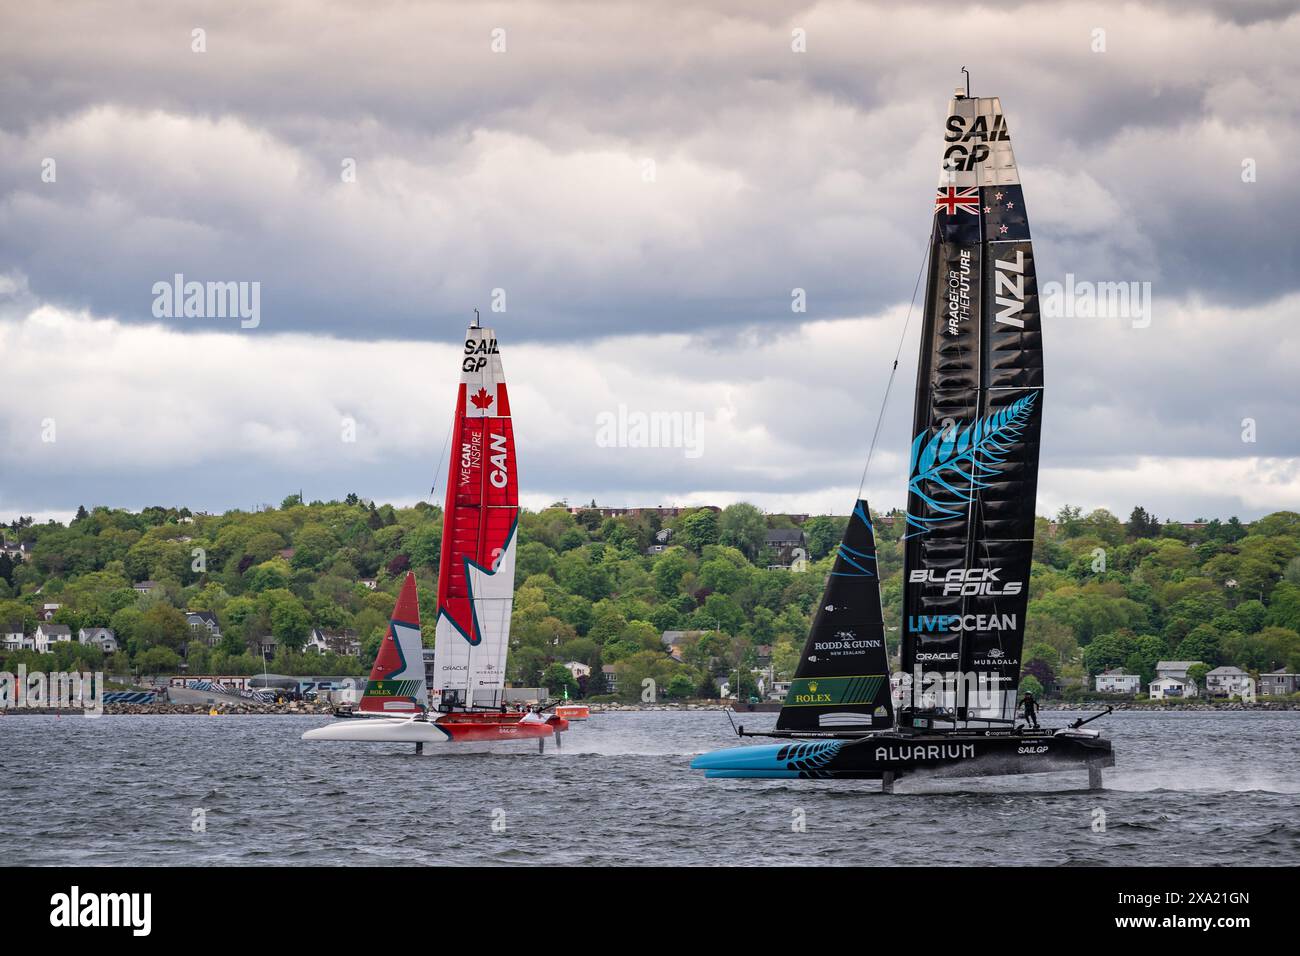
359, 571, 426, 713
431, 325, 520, 708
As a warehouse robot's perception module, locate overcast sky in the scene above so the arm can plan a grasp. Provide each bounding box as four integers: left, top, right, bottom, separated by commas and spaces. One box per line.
2, 0, 1297, 524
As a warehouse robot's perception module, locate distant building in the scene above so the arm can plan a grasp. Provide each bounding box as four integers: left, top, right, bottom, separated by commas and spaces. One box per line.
78, 627, 119, 654
765, 528, 808, 570
565, 505, 718, 520
306, 628, 362, 657
1260, 669, 1299, 697
564, 660, 592, 680
34, 623, 73, 653
1205, 665, 1251, 699
186, 611, 222, 645
133, 581, 158, 594
2, 627, 32, 651
1150, 676, 1197, 700
358, 578, 378, 591
40, 603, 62, 621
1095, 669, 1141, 695
644, 527, 675, 555
255, 635, 278, 658
1155, 661, 1202, 682
601, 664, 618, 693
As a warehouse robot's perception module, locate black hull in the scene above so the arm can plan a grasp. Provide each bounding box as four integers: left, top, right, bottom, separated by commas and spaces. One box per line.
691, 728, 1113, 781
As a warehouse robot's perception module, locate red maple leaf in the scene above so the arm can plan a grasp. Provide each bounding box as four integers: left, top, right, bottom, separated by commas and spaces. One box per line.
470, 387, 494, 410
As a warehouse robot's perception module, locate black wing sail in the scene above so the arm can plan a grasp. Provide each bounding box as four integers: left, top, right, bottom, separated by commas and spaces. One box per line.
776, 500, 893, 732
900, 94, 1042, 725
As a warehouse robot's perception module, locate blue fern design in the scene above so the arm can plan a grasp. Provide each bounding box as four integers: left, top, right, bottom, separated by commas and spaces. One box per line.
905, 392, 1038, 536
776, 740, 844, 777
831, 500, 876, 577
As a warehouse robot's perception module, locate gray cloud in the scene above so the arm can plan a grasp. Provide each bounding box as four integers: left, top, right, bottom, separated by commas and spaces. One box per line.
1, 1, 1297, 522
0, 1, 1297, 342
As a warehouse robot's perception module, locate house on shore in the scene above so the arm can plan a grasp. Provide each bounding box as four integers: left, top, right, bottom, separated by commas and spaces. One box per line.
1095, 669, 1141, 695
1155, 661, 1202, 682
1205, 665, 1252, 699
601, 664, 618, 693
3, 627, 33, 651
1150, 675, 1198, 700
1260, 669, 1299, 697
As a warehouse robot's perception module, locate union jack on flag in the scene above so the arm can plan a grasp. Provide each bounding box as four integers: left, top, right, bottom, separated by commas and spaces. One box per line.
935, 186, 980, 216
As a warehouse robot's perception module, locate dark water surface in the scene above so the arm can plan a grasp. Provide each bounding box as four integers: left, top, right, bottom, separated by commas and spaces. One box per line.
2, 710, 1296, 866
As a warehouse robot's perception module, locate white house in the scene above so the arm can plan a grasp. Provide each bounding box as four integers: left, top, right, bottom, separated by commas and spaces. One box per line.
1150, 675, 1198, 700
78, 627, 120, 654
1205, 665, 1252, 699
1155, 660, 1202, 681
306, 628, 361, 657
40, 603, 62, 621
34, 623, 74, 653
565, 660, 592, 680
358, 578, 378, 591
133, 581, 158, 594
1095, 668, 1141, 695
2, 628, 33, 651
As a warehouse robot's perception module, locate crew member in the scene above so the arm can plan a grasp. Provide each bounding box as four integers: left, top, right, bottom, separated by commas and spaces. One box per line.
1019, 691, 1039, 729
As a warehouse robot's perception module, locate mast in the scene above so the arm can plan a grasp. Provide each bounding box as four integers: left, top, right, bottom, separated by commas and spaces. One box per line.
899, 87, 1043, 726
431, 317, 520, 710
775, 501, 893, 732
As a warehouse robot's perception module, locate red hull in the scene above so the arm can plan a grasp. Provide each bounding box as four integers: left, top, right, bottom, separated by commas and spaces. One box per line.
435, 711, 568, 742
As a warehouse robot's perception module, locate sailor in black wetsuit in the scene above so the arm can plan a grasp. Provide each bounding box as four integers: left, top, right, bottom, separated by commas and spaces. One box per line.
1019, 692, 1039, 730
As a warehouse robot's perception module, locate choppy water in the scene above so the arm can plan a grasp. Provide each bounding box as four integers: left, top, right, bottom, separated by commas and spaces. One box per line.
1, 710, 1296, 866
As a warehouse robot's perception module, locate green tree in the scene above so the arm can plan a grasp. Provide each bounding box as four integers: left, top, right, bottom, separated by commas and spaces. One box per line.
678, 509, 720, 553
541, 663, 578, 698
718, 503, 767, 561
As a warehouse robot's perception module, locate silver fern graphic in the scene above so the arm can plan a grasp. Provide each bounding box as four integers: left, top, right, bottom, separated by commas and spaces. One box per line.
905, 392, 1037, 535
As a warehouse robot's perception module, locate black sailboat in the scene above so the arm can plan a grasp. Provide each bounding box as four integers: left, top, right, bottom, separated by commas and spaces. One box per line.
692, 85, 1114, 788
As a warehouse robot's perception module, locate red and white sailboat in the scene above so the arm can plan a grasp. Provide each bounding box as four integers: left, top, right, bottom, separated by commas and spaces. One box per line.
303, 316, 567, 751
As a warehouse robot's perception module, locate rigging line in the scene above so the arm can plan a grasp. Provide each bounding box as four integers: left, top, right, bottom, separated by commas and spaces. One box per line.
856, 236, 932, 500
428, 414, 455, 501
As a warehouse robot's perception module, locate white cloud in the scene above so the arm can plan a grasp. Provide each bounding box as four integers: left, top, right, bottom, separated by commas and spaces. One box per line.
1, 294, 1295, 522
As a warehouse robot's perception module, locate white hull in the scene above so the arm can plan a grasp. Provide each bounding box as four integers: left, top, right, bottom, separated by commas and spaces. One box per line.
301, 717, 452, 743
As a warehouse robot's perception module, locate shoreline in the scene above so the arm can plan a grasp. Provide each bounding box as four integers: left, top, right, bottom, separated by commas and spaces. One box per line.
1, 699, 1294, 717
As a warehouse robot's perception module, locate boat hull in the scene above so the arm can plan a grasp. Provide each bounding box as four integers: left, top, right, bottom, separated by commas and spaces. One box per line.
302, 712, 568, 744
691, 729, 1113, 780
